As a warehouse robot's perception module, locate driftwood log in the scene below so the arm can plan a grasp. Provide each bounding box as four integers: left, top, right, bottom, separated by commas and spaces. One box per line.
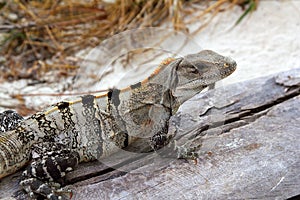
0, 68, 299, 200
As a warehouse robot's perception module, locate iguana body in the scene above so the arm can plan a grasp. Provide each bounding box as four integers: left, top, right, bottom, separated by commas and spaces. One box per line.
0, 50, 236, 199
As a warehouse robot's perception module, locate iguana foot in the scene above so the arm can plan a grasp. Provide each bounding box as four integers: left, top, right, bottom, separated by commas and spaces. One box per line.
20, 142, 79, 200
151, 133, 200, 161
175, 144, 199, 162
20, 178, 71, 200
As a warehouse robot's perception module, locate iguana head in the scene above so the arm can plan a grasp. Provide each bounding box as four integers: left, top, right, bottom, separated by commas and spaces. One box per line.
172, 50, 237, 104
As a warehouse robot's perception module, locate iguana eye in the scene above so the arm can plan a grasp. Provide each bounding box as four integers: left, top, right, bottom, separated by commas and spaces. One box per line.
188, 67, 198, 73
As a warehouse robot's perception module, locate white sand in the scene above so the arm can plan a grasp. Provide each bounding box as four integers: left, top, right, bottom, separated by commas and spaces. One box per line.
193, 0, 300, 86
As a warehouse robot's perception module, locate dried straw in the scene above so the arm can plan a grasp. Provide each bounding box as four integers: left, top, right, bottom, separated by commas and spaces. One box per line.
0, 0, 258, 81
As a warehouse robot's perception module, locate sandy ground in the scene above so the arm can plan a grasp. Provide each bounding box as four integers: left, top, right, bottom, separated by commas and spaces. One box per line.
195, 0, 300, 86
0, 1, 299, 111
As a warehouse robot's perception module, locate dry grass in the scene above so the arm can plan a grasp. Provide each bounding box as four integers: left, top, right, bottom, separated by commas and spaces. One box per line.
0, 0, 258, 81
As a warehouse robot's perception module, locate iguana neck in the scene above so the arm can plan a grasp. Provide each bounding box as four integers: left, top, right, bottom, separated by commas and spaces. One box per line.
143, 57, 208, 113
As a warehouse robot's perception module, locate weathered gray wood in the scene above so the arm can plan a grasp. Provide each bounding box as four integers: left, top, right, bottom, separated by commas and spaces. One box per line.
1, 68, 299, 200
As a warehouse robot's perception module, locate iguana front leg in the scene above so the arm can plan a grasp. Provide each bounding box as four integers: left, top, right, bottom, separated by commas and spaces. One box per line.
150, 128, 200, 161
20, 142, 80, 200
0, 111, 79, 199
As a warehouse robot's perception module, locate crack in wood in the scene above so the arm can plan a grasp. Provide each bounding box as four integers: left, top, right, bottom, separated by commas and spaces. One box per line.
190, 83, 300, 140
66, 153, 148, 185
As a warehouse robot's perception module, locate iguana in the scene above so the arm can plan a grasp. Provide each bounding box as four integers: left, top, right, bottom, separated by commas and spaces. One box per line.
0, 50, 236, 200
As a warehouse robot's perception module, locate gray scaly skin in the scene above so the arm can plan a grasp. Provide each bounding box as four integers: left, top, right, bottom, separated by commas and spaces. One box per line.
0, 50, 236, 199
